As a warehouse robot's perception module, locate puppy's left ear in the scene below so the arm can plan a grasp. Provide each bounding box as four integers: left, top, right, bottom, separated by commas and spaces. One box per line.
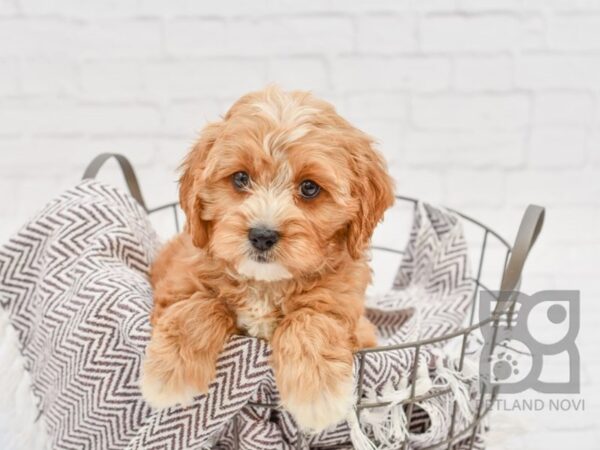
179, 121, 222, 248
346, 136, 395, 260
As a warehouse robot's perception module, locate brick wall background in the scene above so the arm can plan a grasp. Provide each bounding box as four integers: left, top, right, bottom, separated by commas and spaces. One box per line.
0, 0, 598, 448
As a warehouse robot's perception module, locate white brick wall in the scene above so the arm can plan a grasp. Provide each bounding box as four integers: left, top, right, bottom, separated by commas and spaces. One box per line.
0, 1, 598, 448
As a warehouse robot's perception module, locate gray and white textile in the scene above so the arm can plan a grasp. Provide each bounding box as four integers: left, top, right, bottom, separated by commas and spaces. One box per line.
0, 180, 485, 449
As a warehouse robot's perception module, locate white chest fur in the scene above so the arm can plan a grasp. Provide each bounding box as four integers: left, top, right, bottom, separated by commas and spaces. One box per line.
235, 284, 282, 340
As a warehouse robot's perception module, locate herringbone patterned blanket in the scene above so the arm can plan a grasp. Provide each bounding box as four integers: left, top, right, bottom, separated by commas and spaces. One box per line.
0, 180, 485, 449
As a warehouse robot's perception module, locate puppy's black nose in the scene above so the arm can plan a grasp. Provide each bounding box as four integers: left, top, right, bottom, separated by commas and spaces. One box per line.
248, 227, 279, 252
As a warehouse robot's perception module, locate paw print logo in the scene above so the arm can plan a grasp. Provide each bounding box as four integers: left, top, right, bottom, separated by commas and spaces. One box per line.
493, 352, 518, 382
482, 339, 533, 389
479, 290, 580, 394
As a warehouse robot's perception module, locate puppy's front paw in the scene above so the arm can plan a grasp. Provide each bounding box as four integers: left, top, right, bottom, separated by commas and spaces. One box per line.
140, 296, 236, 409
273, 310, 357, 432
140, 359, 199, 409
140, 343, 216, 409
283, 372, 355, 432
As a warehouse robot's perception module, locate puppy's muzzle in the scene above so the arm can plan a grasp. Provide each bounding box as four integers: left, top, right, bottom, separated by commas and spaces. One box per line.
248, 227, 279, 252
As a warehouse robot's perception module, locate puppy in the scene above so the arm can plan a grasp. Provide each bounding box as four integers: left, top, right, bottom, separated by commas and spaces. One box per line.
141, 86, 395, 432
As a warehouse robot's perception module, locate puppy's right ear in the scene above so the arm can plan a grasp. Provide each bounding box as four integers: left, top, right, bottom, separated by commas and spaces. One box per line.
179, 121, 222, 248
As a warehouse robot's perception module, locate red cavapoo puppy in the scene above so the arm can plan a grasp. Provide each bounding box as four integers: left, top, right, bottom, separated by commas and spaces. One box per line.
141, 86, 395, 432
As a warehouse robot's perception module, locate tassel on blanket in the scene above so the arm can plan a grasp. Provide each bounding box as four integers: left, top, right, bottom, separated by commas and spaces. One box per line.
361, 379, 410, 448
355, 359, 432, 449
346, 409, 377, 450
431, 350, 478, 424
351, 350, 480, 449
385, 378, 409, 444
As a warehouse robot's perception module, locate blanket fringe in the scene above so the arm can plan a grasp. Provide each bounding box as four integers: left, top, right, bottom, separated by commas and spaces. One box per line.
432, 350, 477, 424
346, 409, 377, 450
352, 360, 432, 449
351, 352, 478, 449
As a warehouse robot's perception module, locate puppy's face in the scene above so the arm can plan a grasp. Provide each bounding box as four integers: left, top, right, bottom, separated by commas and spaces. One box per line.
180, 88, 394, 282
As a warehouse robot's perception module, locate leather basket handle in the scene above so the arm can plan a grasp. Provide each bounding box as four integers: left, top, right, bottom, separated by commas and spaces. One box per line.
501, 204, 545, 293
82, 153, 148, 212
493, 204, 545, 315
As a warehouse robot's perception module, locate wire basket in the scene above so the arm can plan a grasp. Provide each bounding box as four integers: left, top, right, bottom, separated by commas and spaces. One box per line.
83, 153, 545, 450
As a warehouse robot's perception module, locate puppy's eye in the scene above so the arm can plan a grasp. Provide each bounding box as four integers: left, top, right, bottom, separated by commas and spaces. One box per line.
299, 180, 320, 199
232, 171, 250, 190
